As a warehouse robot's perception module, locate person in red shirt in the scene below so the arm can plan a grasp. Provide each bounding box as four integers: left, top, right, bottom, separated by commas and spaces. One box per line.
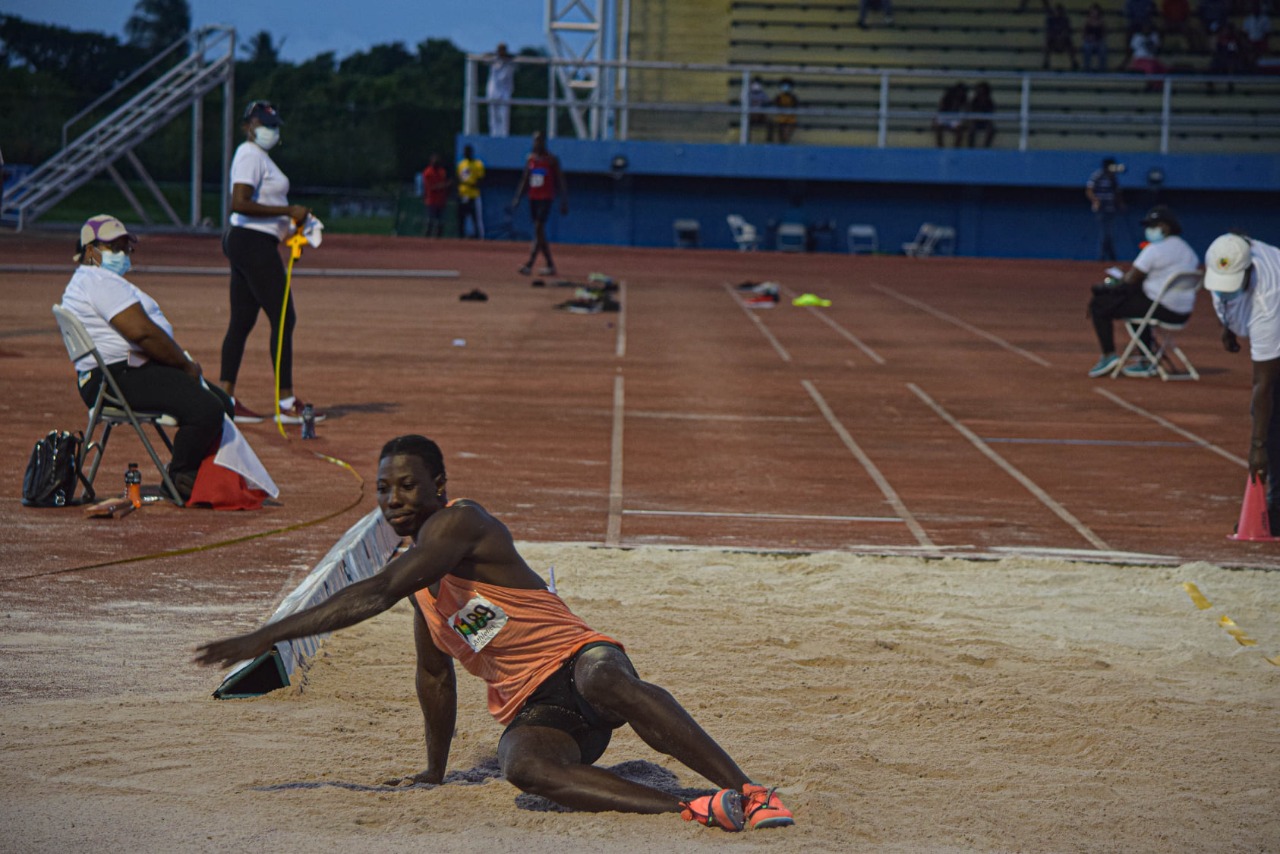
421, 154, 451, 238
197, 435, 795, 832
512, 131, 568, 276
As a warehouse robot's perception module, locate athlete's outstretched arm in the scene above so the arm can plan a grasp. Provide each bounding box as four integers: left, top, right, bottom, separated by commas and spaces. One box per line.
408, 604, 456, 784
194, 508, 485, 668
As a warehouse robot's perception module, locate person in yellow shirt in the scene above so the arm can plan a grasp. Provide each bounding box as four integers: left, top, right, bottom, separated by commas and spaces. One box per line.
456, 145, 486, 239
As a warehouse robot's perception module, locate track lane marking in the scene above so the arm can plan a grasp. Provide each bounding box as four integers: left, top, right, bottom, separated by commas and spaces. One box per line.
624, 510, 904, 523
615, 280, 627, 358
802, 380, 937, 550
778, 285, 886, 364
723, 282, 791, 363
1094, 388, 1247, 468
909, 382, 1111, 551
869, 282, 1051, 367
606, 372, 625, 547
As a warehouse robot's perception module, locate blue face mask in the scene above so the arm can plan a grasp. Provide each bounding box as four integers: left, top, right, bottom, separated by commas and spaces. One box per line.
1144, 226, 1166, 244
99, 249, 131, 276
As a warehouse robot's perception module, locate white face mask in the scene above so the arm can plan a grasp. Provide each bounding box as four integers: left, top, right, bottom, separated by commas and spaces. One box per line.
99, 248, 132, 276
1144, 226, 1166, 244
253, 126, 281, 150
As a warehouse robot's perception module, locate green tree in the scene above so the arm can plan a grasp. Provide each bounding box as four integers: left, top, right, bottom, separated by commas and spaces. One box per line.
241, 31, 284, 68
125, 0, 191, 52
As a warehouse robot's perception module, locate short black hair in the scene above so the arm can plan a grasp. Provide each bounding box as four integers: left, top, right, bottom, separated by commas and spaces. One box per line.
380, 435, 445, 480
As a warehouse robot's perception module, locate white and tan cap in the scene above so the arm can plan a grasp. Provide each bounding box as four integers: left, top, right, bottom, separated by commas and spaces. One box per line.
73, 214, 136, 262
1203, 233, 1252, 293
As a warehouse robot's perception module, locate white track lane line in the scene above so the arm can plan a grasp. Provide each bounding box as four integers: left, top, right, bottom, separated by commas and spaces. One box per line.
803, 380, 938, 550
779, 285, 886, 364
624, 509, 904, 523
909, 382, 1111, 551
606, 372, 625, 547
869, 281, 1051, 367
723, 283, 791, 363
615, 280, 627, 358
1094, 387, 1247, 468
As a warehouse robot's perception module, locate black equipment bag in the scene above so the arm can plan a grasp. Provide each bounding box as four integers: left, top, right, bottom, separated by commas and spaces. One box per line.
21, 430, 88, 507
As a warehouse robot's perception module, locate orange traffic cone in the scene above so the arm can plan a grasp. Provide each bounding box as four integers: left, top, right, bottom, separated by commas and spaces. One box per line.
1227, 475, 1280, 542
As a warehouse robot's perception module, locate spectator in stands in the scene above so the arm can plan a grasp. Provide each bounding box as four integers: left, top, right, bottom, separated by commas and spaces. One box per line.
857, 0, 894, 29
1127, 20, 1170, 78
747, 78, 770, 141
1197, 0, 1229, 39
1208, 21, 1248, 89
1160, 0, 1195, 52
1086, 157, 1125, 261
1081, 4, 1110, 72
1124, 0, 1157, 39
486, 44, 516, 138
1085, 205, 1199, 378
1243, 0, 1272, 61
967, 82, 997, 147
932, 82, 969, 147
769, 78, 799, 144
1044, 4, 1081, 70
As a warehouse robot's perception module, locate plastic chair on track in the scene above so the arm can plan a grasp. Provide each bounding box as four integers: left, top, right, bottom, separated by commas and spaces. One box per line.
727, 214, 759, 251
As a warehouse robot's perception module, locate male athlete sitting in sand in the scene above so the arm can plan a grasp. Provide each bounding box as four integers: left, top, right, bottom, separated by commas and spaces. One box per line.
195, 435, 793, 832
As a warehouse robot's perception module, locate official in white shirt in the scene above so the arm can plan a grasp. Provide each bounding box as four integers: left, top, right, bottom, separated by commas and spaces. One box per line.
1206, 232, 1280, 514
60, 215, 233, 501
1086, 205, 1200, 377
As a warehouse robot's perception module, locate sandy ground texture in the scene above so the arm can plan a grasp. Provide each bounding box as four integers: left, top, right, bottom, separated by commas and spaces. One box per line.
2, 544, 1277, 853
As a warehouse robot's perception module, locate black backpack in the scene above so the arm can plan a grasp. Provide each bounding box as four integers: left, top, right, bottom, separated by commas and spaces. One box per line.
21, 430, 88, 507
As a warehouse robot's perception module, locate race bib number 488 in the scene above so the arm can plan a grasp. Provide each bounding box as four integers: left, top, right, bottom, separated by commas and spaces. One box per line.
448, 595, 509, 652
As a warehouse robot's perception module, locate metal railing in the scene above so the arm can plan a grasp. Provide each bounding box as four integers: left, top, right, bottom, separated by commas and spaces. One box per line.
463, 54, 1280, 153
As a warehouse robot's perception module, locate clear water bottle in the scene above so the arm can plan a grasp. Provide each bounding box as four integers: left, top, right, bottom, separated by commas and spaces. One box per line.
125, 462, 142, 508
301, 403, 317, 439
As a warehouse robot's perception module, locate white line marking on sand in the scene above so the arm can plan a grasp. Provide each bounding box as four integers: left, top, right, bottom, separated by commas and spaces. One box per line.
780, 285, 886, 364
1094, 387, 1247, 468
606, 372, 625, 547
803, 380, 937, 550
869, 282, 1051, 367
624, 510, 904, 523
909, 382, 1110, 551
723, 283, 791, 363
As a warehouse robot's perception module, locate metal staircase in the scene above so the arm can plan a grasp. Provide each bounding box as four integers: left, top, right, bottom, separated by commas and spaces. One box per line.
1, 26, 235, 231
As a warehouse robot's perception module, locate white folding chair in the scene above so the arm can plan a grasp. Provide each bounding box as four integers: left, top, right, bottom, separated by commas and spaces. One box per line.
52, 304, 185, 504
903, 223, 956, 257
776, 222, 807, 253
673, 218, 700, 248
727, 214, 759, 251
847, 224, 879, 254
1109, 271, 1202, 381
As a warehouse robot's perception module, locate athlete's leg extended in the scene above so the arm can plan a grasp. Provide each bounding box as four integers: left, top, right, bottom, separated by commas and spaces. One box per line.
573, 646, 750, 792
498, 724, 680, 813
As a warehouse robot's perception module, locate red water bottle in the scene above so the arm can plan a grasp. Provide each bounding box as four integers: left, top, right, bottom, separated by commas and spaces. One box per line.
125, 462, 142, 508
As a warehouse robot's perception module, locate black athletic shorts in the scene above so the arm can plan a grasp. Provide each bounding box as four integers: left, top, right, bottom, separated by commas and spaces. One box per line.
501, 641, 630, 764
529, 198, 553, 223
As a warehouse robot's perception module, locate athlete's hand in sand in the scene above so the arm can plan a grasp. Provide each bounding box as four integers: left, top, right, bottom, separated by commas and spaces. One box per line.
193, 630, 272, 668
383, 768, 444, 787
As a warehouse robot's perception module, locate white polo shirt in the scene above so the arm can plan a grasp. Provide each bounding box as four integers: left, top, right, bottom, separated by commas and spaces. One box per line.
1215, 239, 1280, 363
61, 265, 174, 372
228, 140, 291, 241
1132, 235, 1200, 315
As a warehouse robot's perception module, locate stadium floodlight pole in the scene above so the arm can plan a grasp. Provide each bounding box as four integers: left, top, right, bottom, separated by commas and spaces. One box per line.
463, 57, 477, 137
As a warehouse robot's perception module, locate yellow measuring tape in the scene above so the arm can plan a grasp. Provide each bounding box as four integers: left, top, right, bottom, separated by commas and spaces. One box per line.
1182, 581, 1278, 665
274, 231, 310, 439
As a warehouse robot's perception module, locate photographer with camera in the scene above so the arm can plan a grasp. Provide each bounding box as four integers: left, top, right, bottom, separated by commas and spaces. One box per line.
1085, 205, 1199, 377
1086, 157, 1126, 261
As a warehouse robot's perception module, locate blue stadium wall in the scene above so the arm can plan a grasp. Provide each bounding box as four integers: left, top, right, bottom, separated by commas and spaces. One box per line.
458, 134, 1280, 260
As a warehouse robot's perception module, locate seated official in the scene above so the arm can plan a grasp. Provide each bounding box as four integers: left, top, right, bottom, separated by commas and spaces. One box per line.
1086, 205, 1200, 378
60, 214, 233, 501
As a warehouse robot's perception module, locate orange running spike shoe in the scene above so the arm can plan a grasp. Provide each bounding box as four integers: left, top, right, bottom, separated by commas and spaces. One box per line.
679, 788, 745, 831
742, 783, 795, 829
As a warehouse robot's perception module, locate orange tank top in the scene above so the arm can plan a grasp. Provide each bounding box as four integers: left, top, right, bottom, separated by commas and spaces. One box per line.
413, 575, 620, 724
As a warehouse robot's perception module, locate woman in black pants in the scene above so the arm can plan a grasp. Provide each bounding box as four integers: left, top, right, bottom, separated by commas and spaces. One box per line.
220, 100, 324, 424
